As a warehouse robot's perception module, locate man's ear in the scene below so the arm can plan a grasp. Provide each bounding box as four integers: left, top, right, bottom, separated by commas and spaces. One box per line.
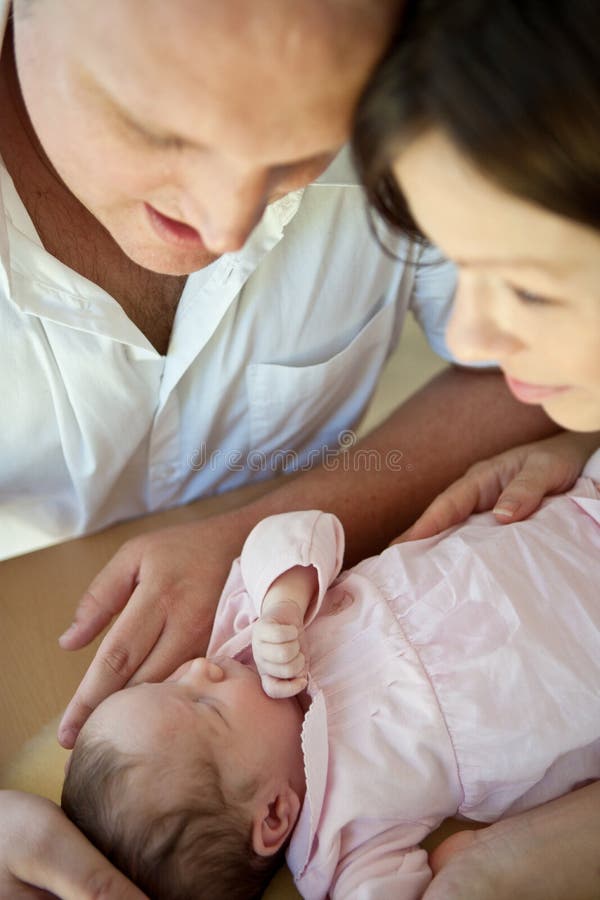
251, 786, 301, 857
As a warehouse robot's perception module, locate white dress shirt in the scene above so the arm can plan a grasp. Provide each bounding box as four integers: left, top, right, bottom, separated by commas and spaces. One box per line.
0, 7, 458, 559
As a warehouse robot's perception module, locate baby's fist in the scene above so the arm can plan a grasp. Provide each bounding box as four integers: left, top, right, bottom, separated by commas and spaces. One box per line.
252, 599, 307, 698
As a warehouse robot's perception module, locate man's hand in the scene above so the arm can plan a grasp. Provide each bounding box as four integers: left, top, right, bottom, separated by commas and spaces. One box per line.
423, 783, 600, 900
0, 791, 147, 899
395, 431, 600, 543
58, 512, 254, 748
252, 598, 307, 699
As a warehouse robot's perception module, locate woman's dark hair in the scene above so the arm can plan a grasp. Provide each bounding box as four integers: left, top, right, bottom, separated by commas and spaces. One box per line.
353, 0, 600, 239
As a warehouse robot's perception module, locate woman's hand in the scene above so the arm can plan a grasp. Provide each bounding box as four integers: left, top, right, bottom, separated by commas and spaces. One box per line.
423, 783, 600, 900
0, 790, 147, 899
394, 431, 600, 543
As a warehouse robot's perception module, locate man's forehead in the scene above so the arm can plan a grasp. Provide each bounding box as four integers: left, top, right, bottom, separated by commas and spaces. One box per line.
145, 0, 399, 41
66, 0, 401, 71
59, 0, 403, 160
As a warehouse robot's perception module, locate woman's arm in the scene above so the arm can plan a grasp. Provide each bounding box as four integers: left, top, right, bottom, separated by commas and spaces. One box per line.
0, 790, 147, 899
423, 783, 600, 900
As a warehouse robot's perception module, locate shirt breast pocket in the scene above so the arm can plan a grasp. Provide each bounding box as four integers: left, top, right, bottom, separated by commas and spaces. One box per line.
246, 297, 396, 467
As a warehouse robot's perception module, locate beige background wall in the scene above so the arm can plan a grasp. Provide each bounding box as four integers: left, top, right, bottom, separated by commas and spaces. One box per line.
359, 312, 447, 436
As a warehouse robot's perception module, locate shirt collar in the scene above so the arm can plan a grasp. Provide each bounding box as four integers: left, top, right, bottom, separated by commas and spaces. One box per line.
313, 145, 360, 188
0, 140, 304, 345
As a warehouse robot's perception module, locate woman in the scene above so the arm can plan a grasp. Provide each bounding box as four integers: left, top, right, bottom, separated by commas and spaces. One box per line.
353, 1, 600, 898
354, 0, 600, 430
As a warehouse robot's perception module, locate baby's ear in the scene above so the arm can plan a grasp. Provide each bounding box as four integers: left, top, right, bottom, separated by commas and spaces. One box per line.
251, 787, 301, 857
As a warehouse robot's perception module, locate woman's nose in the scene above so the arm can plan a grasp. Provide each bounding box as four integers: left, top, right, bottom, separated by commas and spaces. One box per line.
446, 273, 524, 364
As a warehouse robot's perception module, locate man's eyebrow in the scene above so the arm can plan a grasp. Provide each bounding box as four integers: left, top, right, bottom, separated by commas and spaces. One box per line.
80, 68, 201, 150
80, 67, 337, 165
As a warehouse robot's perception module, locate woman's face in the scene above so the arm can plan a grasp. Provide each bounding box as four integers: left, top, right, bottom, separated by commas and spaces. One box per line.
393, 130, 600, 431
12, 0, 393, 274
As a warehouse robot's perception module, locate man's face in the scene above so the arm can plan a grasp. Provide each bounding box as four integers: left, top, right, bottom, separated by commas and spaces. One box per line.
13, 0, 397, 274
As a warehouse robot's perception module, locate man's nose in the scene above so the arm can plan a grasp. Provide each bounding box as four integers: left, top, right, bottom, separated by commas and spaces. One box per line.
446, 273, 524, 364
191, 165, 271, 254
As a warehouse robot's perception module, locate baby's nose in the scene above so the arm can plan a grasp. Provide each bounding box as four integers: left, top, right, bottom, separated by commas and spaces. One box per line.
188, 657, 224, 683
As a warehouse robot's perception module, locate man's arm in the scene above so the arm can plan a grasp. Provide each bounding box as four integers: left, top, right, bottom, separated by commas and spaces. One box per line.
58, 367, 557, 746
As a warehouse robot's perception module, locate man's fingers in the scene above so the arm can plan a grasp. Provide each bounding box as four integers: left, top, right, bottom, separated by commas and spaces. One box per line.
58, 544, 142, 650
58, 589, 126, 651
123, 623, 208, 688
58, 584, 165, 747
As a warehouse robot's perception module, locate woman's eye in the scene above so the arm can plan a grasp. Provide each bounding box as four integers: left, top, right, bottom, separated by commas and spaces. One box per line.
510, 285, 553, 306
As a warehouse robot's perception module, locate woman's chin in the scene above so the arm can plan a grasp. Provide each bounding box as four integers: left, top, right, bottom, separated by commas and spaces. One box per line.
541, 393, 600, 432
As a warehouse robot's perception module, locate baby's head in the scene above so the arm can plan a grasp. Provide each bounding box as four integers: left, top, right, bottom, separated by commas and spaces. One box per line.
62, 656, 306, 899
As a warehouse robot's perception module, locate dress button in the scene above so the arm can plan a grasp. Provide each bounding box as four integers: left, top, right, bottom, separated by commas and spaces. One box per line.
326, 590, 353, 616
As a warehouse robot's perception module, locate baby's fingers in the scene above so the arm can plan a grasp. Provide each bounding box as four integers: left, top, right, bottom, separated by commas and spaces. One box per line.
261, 674, 308, 699
257, 651, 306, 681
254, 620, 299, 644
257, 638, 301, 665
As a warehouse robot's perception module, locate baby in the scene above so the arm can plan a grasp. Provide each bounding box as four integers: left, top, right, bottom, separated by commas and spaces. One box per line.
62, 452, 600, 900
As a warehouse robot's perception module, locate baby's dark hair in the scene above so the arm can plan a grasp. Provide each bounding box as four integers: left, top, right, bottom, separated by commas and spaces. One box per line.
353, 0, 600, 238
61, 735, 284, 900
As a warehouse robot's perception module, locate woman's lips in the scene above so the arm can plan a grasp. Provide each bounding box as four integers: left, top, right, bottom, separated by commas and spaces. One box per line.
145, 203, 205, 247
504, 374, 570, 404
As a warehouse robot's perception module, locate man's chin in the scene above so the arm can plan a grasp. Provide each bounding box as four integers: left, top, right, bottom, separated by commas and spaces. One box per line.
121, 240, 221, 275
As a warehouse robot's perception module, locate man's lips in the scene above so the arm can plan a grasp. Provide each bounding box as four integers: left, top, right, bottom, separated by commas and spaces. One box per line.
145, 203, 205, 247
504, 374, 570, 403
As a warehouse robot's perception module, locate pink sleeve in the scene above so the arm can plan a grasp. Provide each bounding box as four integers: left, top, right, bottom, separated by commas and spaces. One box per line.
206, 558, 255, 658
331, 843, 432, 900
240, 510, 345, 625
